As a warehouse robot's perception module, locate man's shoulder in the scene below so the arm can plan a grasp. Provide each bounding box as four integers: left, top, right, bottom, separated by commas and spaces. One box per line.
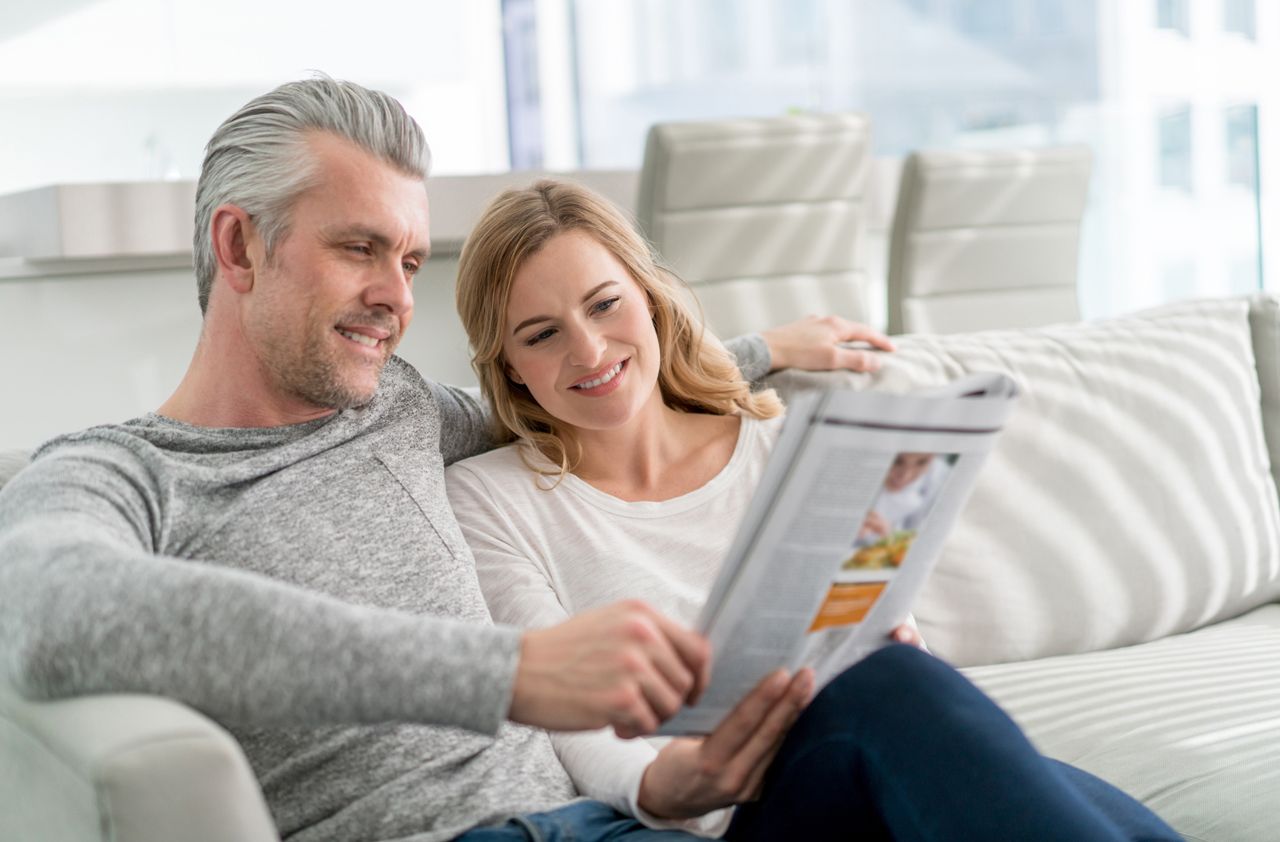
4, 420, 169, 516
33, 417, 164, 468
379, 355, 433, 399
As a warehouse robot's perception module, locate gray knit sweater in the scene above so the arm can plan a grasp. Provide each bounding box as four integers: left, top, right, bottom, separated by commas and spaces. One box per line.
0, 340, 768, 841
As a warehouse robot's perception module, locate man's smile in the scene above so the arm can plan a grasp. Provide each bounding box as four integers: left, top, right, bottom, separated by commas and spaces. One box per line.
334, 322, 394, 354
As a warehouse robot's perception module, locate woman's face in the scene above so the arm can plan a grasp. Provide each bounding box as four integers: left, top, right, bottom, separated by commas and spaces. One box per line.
502, 229, 663, 434
884, 453, 934, 492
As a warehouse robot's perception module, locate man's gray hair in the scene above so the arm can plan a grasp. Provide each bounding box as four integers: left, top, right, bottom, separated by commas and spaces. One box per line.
192, 75, 431, 314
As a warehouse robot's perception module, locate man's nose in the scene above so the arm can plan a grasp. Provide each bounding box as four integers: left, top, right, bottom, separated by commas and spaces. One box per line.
365, 260, 414, 316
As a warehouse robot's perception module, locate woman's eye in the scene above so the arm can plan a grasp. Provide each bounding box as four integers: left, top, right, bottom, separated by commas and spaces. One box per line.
592, 296, 620, 315
525, 328, 556, 346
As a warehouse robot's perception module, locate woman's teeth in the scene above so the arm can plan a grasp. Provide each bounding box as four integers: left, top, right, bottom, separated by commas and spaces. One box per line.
574, 361, 623, 390
338, 329, 378, 348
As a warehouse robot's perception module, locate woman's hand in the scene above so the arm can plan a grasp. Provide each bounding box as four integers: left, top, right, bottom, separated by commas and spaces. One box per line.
761, 315, 896, 374
637, 668, 815, 819
858, 510, 891, 541
891, 621, 928, 651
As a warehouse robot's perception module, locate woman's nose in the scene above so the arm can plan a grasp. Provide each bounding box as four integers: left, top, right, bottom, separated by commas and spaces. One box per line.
567, 326, 607, 368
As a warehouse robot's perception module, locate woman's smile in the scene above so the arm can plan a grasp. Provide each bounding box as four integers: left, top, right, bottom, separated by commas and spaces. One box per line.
569, 358, 629, 396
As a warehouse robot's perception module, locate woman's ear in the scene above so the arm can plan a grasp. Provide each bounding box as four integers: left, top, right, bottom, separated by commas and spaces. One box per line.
506, 364, 525, 385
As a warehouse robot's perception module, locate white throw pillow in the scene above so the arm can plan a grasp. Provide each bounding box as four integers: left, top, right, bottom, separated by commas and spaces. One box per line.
766, 296, 1280, 666
1248, 294, 1280, 496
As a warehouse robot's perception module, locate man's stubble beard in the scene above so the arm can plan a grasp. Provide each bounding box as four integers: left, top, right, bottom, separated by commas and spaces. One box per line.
266, 319, 395, 411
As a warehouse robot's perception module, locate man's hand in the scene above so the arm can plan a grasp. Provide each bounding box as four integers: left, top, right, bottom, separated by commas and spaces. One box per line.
761, 315, 895, 373
509, 600, 710, 738
637, 668, 815, 819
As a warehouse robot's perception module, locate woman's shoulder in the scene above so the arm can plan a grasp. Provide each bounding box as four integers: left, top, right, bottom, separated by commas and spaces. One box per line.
446, 441, 540, 487
744, 409, 788, 447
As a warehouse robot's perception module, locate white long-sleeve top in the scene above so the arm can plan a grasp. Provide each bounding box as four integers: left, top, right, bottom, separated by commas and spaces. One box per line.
445, 414, 785, 837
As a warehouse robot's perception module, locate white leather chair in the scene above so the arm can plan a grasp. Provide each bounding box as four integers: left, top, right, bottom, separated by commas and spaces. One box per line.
636, 112, 874, 338
0, 688, 279, 842
886, 146, 1092, 334
0, 450, 279, 842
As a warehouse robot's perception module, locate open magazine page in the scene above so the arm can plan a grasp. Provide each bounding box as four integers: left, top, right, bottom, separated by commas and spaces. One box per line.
658, 373, 1017, 735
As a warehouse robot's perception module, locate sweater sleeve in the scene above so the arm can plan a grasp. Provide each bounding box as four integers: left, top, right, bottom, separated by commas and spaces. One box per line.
0, 447, 521, 735
430, 380, 499, 466
445, 463, 732, 837
722, 333, 771, 384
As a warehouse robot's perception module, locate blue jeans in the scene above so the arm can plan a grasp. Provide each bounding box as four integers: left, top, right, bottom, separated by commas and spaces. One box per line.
457, 646, 1179, 841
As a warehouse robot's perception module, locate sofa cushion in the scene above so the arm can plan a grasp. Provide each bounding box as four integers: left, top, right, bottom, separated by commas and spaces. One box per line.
0, 451, 29, 491
964, 603, 1280, 842
1247, 294, 1280, 497
766, 296, 1280, 666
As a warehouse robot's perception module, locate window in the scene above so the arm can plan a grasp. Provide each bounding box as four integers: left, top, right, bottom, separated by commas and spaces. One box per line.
1222, 0, 1255, 39
0, 0, 510, 195
1156, 0, 1190, 36
1225, 105, 1258, 189
563, 0, 1266, 316
1158, 107, 1193, 191
6, 0, 1269, 315
503, 0, 544, 169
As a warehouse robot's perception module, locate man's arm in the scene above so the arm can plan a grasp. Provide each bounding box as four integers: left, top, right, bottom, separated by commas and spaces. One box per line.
2, 446, 707, 739
0, 449, 519, 734
431, 381, 497, 466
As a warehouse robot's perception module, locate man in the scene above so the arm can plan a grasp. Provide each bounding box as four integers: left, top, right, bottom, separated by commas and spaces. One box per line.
0, 77, 892, 840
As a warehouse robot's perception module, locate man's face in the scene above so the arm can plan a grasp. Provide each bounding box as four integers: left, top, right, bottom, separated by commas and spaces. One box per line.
243, 133, 429, 411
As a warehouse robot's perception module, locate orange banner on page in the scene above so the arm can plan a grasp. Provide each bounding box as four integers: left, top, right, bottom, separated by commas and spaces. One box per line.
808, 582, 887, 632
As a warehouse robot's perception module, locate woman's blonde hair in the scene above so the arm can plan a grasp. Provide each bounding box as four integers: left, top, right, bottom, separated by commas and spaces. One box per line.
455, 178, 782, 478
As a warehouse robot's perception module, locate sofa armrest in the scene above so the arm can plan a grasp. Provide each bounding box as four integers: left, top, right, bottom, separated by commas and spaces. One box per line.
0, 687, 278, 842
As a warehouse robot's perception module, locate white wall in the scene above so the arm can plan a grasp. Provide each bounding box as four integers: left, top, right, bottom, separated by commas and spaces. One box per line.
0, 257, 475, 452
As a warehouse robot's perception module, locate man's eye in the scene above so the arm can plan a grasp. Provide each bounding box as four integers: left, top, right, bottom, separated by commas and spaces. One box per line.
525, 328, 556, 347
403, 261, 420, 276
348, 244, 374, 256
592, 296, 620, 315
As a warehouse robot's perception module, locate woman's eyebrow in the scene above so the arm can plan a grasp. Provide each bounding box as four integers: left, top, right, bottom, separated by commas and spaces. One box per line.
510, 281, 619, 336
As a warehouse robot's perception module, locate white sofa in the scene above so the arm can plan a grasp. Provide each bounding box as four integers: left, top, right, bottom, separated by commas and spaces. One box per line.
769, 293, 1280, 841
4, 295, 1279, 841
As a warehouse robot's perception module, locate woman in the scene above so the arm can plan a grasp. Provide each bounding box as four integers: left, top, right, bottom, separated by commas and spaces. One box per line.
446, 179, 1177, 841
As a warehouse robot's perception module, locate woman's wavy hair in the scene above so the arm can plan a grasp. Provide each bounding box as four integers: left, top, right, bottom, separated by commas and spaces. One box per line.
455, 179, 782, 479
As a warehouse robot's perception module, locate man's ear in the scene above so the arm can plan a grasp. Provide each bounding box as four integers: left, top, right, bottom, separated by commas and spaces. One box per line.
210, 204, 258, 295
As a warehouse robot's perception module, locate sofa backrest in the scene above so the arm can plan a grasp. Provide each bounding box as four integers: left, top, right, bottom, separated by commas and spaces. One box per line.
0, 451, 29, 491
767, 294, 1280, 667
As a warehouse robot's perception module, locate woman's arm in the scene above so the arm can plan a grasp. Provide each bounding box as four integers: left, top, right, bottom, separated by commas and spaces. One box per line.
445, 464, 733, 836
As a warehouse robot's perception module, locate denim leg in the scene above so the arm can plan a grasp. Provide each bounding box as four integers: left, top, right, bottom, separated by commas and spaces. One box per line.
454, 800, 704, 841
726, 644, 1180, 842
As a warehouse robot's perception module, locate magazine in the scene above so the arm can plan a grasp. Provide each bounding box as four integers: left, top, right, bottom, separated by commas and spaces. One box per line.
657, 372, 1020, 735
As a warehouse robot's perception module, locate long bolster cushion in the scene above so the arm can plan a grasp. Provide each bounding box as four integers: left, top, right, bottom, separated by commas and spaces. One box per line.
765, 295, 1280, 667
